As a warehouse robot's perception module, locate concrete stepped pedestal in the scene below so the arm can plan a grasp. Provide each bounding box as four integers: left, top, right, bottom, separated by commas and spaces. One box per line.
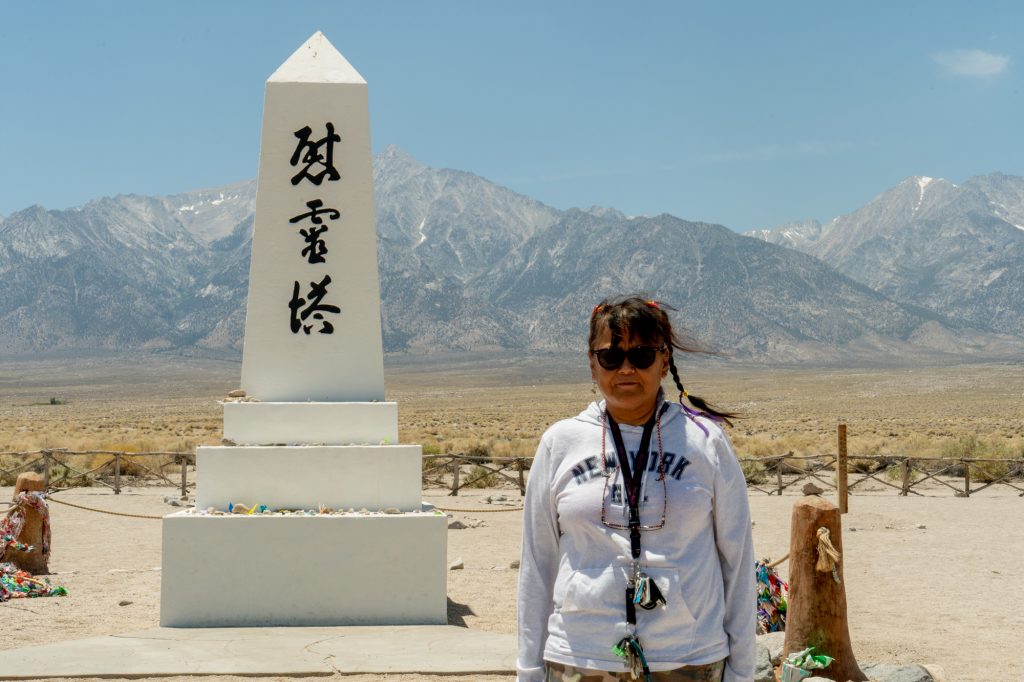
161, 509, 447, 627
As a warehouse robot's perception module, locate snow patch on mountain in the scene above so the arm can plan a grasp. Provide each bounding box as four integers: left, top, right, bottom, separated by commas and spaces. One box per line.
989, 201, 1024, 231
415, 217, 427, 247
913, 176, 934, 213
983, 269, 1006, 286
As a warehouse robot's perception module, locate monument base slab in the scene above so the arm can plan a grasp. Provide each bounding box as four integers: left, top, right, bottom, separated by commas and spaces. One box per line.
160, 509, 447, 627
223, 401, 398, 446
0, 625, 518, 678
196, 444, 422, 511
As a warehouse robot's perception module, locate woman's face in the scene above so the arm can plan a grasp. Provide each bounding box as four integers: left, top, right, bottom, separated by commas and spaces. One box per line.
589, 325, 669, 424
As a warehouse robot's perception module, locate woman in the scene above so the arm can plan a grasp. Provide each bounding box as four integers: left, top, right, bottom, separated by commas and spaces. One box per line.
517, 297, 755, 682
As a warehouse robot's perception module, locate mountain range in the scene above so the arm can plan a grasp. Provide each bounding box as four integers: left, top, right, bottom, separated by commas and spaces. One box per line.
1, 146, 1022, 364
746, 174, 1024, 338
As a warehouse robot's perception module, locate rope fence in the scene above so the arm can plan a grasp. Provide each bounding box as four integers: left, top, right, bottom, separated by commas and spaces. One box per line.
0, 449, 194, 498
737, 452, 1024, 497
46, 496, 166, 520
422, 454, 529, 496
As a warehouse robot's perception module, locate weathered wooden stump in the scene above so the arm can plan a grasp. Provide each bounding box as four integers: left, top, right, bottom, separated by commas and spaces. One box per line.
782, 494, 866, 681
6, 472, 49, 574
14, 471, 45, 497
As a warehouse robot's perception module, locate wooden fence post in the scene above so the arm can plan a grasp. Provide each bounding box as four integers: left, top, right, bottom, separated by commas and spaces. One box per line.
776, 458, 784, 496
114, 453, 122, 495
837, 423, 848, 514
9, 473, 48, 574
42, 450, 51, 491
783, 494, 867, 681
900, 458, 910, 496
180, 456, 188, 499
963, 459, 971, 497
517, 457, 526, 496
450, 458, 460, 496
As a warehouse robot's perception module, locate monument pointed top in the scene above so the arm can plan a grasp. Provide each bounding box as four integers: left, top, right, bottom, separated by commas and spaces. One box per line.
268, 31, 366, 84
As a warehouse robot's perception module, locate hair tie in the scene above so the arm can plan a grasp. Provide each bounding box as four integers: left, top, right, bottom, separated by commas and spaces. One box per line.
645, 300, 659, 309
592, 303, 606, 317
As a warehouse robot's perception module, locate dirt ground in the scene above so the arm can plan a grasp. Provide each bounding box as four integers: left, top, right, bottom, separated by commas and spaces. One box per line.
2, 482, 1021, 682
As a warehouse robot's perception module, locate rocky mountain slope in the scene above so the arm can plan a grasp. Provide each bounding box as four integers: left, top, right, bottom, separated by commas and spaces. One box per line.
2, 152, 1021, 362
0, 183, 256, 352
749, 174, 1024, 336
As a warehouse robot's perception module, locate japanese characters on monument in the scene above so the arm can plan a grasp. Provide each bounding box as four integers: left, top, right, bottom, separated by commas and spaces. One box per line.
240, 33, 386, 403
287, 126, 342, 335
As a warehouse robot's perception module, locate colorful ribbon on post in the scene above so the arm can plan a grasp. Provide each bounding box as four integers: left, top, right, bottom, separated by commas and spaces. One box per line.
755, 558, 788, 633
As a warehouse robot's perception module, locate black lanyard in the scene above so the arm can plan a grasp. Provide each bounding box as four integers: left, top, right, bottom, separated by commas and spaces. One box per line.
606, 410, 656, 562
605, 402, 667, 625
605, 403, 670, 681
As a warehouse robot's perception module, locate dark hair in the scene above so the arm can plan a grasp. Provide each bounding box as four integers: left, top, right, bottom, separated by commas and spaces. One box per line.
589, 295, 737, 425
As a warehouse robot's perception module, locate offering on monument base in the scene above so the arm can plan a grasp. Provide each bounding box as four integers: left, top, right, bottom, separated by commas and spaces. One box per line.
187, 505, 443, 517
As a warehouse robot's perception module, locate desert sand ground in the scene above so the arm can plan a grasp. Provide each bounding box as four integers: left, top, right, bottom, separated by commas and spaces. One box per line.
2, 481, 1021, 682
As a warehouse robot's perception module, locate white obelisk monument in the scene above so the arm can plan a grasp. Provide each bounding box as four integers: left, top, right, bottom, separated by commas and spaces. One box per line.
160, 32, 448, 627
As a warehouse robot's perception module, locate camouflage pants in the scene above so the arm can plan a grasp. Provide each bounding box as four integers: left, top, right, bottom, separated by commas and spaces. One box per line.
545, 659, 725, 682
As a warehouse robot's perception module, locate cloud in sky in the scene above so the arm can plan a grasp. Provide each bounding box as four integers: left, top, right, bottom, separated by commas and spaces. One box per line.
931, 49, 1010, 77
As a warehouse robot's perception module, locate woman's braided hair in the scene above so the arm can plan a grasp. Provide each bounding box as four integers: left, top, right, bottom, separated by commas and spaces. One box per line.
589, 295, 737, 425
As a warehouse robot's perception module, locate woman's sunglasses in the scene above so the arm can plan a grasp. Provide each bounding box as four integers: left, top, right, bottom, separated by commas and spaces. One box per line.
591, 346, 664, 370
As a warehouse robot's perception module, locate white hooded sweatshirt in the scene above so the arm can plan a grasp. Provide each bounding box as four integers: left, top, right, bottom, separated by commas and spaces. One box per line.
517, 397, 755, 681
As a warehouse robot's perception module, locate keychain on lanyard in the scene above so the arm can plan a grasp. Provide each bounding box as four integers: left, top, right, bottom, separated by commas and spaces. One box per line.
603, 403, 669, 681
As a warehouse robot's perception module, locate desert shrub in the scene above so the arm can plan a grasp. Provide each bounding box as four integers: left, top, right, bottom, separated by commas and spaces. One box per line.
780, 454, 824, 474
969, 458, 1017, 483
898, 433, 944, 459
739, 458, 767, 485
939, 435, 1017, 482
757, 455, 784, 474
464, 443, 492, 464
968, 448, 1018, 483
421, 452, 448, 477
884, 464, 908, 482
735, 435, 789, 459
48, 464, 93, 488
850, 454, 902, 474
117, 454, 160, 477
940, 435, 984, 460
490, 441, 510, 458
0, 455, 20, 486
849, 458, 877, 474
849, 438, 884, 457
464, 464, 499, 488
941, 461, 966, 478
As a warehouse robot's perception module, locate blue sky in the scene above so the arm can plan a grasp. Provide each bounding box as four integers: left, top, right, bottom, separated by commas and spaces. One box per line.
1, 1, 1020, 231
